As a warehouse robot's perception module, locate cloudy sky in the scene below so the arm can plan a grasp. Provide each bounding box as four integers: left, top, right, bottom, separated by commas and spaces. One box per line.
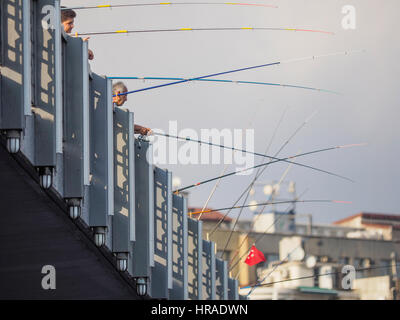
61, 0, 399, 224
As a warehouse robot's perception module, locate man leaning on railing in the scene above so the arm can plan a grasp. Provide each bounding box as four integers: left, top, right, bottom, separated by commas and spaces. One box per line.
61, 7, 94, 60
113, 82, 152, 136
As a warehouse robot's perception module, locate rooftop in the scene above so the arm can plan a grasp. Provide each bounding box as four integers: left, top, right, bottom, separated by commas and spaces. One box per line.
188, 207, 233, 223
334, 212, 400, 225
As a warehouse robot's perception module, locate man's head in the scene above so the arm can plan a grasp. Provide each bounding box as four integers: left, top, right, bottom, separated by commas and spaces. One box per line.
61, 7, 76, 34
113, 82, 128, 106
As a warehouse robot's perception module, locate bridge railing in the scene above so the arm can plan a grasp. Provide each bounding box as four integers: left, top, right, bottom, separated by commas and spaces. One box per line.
0, 0, 239, 300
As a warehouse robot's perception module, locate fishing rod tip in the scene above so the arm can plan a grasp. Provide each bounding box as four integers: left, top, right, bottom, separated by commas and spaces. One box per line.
338, 142, 368, 149
332, 200, 352, 204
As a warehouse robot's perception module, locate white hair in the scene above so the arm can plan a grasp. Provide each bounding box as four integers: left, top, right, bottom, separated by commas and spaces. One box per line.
112, 81, 128, 95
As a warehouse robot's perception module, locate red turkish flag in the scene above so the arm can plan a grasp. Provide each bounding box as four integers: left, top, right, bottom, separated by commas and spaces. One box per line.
244, 245, 266, 266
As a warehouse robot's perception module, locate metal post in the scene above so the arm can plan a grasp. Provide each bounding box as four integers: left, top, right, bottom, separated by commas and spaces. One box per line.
82, 41, 90, 187
112, 107, 135, 270
112, 106, 135, 269
170, 193, 188, 300
89, 74, 114, 226
228, 277, 239, 300
188, 217, 203, 300
63, 36, 87, 199
54, 0, 63, 155
0, 1, 25, 133
151, 167, 173, 299
202, 240, 216, 300
32, 0, 61, 188
216, 258, 228, 300
132, 138, 154, 291
22, 0, 31, 116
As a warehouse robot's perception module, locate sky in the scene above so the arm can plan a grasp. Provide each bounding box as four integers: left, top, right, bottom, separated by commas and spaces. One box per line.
61, 0, 400, 225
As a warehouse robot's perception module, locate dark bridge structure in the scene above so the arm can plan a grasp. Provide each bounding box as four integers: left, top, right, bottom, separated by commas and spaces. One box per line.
0, 0, 239, 300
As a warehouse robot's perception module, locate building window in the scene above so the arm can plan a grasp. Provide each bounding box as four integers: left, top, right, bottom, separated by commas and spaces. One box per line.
255, 253, 279, 272
354, 258, 369, 279
397, 261, 400, 276
255, 253, 277, 277
267, 253, 279, 265
297, 226, 305, 235
379, 259, 392, 277
313, 267, 319, 287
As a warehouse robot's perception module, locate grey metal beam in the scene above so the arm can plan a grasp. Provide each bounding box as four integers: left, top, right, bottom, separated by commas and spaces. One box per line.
62, 35, 88, 198
82, 42, 90, 187
32, 0, 60, 168
202, 240, 216, 300
151, 166, 172, 299
0, 0, 25, 131
89, 74, 114, 227
54, 0, 63, 155
112, 106, 134, 253
0, 1, 2, 65
215, 258, 228, 300
22, 0, 31, 117
188, 217, 203, 300
170, 194, 188, 300
228, 278, 239, 300
132, 138, 154, 279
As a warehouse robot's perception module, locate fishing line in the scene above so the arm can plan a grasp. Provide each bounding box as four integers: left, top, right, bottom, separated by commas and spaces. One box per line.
63, 2, 279, 11
228, 159, 295, 267
207, 108, 289, 238
189, 199, 350, 215
76, 26, 334, 37
108, 76, 338, 94
229, 189, 310, 272
174, 143, 363, 194
111, 50, 362, 96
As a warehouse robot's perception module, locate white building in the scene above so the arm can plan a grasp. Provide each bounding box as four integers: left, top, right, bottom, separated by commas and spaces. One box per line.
240, 236, 399, 300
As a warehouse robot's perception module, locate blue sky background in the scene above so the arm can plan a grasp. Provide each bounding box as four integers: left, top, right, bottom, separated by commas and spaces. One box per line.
61, 0, 400, 224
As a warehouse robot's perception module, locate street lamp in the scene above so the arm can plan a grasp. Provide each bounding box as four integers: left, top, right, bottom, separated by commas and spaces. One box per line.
93, 226, 106, 247
6, 130, 21, 154
67, 198, 81, 220
39, 167, 53, 189
135, 277, 148, 297
116, 252, 128, 272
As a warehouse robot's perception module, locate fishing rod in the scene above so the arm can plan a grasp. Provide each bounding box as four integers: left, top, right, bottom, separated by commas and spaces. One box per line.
208, 109, 316, 238
173, 143, 364, 194
152, 131, 337, 162
217, 113, 314, 258
208, 108, 289, 238
108, 76, 338, 94
220, 153, 297, 260
189, 199, 351, 216
63, 2, 278, 11
111, 50, 363, 97
198, 102, 263, 221
229, 190, 310, 273
197, 165, 228, 221
227, 158, 295, 266
245, 244, 301, 296
76, 26, 334, 37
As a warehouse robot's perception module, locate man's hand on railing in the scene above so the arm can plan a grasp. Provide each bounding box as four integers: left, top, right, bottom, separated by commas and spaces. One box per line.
82, 37, 94, 60
134, 125, 152, 136
88, 49, 94, 60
